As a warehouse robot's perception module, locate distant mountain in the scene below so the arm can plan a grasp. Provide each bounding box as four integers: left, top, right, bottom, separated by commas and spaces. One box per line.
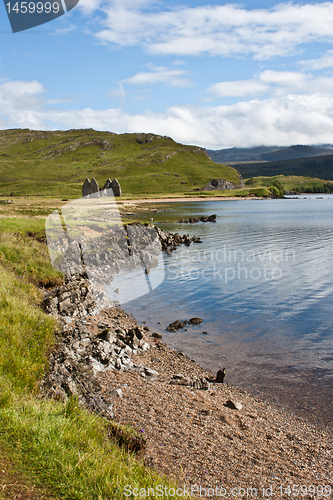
230, 155, 333, 180
207, 144, 333, 163
261, 145, 333, 162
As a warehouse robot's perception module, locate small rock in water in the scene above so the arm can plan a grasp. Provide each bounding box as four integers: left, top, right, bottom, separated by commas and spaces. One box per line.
152, 332, 162, 339
225, 399, 242, 410
167, 320, 188, 332
189, 317, 203, 325
216, 368, 226, 383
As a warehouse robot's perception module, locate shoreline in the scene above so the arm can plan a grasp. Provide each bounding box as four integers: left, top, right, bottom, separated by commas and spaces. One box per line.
43, 298, 333, 498
122, 195, 262, 204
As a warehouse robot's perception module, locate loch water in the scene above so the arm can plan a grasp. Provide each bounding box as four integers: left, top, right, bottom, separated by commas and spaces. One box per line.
122, 195, 333, 429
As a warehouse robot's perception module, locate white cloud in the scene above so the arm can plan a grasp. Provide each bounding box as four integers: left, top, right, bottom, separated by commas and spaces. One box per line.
209, 79, 269, 98
123, 66, 192, 87
53, 24, 76, 35
259, 70, 306, 87
208, 70, 333, 99
94, 2, 333, 60
299, 50, 333, 70
78, 0, 101, 13
0, 80, 47, 128
2, 80, 333, 149
109, 82, 126, 100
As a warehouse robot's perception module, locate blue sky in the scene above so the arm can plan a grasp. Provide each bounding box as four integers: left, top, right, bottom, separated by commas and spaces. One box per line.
1, 0, 333, 148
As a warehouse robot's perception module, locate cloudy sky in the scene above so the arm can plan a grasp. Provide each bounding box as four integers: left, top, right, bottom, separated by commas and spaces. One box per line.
1, 0, 333, 148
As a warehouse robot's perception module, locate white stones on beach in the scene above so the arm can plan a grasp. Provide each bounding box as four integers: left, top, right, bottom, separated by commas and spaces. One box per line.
225, 399, 243, 410
169, 374, 211, 390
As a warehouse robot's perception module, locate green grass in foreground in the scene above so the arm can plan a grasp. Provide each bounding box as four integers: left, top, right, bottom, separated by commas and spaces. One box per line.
0, 232, 186, 499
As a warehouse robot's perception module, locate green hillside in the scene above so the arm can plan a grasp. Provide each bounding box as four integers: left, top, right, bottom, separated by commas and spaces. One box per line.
0, 129, 241, 198
245, 175, 333, 193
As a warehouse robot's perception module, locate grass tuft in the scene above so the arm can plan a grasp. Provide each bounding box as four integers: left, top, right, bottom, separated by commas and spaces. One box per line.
0, 232, 62, 287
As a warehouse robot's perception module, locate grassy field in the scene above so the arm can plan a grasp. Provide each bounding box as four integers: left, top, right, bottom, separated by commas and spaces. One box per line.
0, 128, 241, 198
0, 228, 188, 499
245, 175, 333, 193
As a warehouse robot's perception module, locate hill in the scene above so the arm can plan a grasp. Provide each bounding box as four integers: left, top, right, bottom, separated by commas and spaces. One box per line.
230, 155, 333, 180
207, 144, 333, 163
0, 129, 241, 198
245, 175, 333, 194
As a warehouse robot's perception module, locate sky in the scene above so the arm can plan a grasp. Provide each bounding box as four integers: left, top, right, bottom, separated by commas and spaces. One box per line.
1, 0, 333, 149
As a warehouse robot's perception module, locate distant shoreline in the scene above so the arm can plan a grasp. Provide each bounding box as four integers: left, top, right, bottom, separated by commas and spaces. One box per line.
122, 195, 262, 204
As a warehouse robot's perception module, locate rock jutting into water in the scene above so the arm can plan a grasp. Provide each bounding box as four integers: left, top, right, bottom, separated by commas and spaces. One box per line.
189, 317, 203, 325
178, 214, 216, 223
154, 225, 201, 252
167, 317, 203, 332
167, 320, 188, 332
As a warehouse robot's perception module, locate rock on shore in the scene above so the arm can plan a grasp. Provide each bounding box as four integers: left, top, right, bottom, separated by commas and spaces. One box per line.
178, 214, 216, 223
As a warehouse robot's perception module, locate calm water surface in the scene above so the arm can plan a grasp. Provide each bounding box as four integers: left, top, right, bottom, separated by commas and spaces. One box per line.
121, 195, 333, 429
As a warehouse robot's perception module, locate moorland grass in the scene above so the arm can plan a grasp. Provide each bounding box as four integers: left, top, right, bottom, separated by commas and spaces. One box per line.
0, 232, 62, 287
0, 395, 179, 500
0, 129, 240, 198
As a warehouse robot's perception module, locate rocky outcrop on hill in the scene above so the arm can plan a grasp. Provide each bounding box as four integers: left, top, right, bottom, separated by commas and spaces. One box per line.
203, 177, 245, 191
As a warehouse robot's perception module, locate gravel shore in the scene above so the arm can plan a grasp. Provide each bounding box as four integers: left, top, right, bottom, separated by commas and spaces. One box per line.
90, 306, 333, 500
